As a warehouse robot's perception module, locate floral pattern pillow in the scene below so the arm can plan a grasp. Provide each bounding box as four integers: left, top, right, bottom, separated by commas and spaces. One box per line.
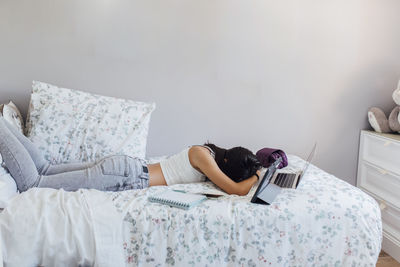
26, 81, 156, 164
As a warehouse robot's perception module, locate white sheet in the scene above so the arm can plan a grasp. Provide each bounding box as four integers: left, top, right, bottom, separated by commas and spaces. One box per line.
0, 155, 382, 266
0, 189, 95, 266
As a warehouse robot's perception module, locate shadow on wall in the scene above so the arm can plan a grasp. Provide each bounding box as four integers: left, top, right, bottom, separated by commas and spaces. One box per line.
320, 67, 399, 184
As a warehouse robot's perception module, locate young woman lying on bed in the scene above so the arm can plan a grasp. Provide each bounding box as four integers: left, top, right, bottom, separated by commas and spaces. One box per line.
0, 117, 262, 195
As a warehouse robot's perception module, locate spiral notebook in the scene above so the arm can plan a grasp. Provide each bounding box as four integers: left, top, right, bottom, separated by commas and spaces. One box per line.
148, 190, 207, 210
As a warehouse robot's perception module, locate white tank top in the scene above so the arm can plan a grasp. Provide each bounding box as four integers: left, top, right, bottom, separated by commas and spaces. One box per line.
160, 146, 215, 185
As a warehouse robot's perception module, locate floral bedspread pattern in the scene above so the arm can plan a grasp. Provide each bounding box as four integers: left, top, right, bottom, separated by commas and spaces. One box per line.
110, 155, 382, 267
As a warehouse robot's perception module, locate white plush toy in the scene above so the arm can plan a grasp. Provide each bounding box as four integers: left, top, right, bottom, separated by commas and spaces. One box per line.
368, 80, 400, 133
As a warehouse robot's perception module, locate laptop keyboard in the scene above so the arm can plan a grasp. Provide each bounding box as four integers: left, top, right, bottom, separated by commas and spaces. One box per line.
274, 173, 297, 188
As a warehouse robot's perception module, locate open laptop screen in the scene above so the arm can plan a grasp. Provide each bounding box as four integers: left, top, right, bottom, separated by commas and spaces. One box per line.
250, 157, 282, 203
251, 143, 317, 204
295, 143, 317, 187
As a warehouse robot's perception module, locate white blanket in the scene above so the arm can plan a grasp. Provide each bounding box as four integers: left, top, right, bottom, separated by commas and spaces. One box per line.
0, 188, 124, 266
0, 155, 382, 266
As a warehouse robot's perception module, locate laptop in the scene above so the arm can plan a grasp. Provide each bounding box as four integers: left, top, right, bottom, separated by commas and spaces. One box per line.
251, 143, 317, 205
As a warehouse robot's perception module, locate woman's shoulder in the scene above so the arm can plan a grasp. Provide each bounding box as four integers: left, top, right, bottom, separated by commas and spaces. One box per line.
191, 145, 215, 155
189, 145, 208, 155
187, 146, 218, 177
188, 146, 214, 165
189, 145, 214, 157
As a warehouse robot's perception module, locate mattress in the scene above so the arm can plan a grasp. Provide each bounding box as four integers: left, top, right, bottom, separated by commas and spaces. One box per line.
0, 155, 382, 266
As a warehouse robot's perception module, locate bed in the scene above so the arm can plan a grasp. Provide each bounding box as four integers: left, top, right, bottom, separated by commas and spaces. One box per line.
0, 155, 382, 266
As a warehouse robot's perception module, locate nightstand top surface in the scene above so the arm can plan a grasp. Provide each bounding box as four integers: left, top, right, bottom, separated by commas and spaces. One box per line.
362, 130, 400, 142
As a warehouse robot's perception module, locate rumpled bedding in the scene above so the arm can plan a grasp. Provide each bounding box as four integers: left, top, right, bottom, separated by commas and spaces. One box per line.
0, 155, 382, 266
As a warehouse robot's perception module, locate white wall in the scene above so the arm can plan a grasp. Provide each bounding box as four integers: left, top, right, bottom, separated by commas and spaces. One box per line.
1, 0, 400, 185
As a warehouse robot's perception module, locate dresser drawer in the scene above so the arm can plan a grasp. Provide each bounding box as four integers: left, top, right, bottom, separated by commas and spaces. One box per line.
358, 161, 400, 208
361, 132, 400, 175
374, 197, 400, 243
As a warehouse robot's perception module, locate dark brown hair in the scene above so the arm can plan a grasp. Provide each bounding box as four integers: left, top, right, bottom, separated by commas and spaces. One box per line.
204, 143, 261, 182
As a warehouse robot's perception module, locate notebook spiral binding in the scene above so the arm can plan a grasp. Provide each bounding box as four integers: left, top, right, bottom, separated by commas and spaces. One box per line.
148, 190, 206, 210
149, 196, 189, 209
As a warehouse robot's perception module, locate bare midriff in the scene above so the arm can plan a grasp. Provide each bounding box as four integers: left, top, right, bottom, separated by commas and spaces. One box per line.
148, 163, 167, 186
147, 146, 211, 187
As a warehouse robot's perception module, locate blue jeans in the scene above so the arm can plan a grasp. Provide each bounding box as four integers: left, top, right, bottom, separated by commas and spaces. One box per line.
0, 117, 149, 192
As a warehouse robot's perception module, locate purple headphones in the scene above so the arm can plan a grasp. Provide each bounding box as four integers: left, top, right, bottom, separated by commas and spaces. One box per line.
256, 147, 288, 169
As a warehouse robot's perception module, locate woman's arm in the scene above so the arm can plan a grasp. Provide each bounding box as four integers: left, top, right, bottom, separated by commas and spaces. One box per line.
235, 175, 259, 196
189, 146, 258, 196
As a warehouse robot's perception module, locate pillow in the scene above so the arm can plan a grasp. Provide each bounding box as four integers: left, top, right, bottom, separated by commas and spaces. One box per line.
0, 101, 24, 134
26, 81, 156, 164
0, 154, 18, 209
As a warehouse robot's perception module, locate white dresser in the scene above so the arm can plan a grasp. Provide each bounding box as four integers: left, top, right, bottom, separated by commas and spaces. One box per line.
357, 130, 400, 262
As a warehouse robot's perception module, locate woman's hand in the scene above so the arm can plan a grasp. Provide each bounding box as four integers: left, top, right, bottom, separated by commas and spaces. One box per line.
256, 169, 261, 180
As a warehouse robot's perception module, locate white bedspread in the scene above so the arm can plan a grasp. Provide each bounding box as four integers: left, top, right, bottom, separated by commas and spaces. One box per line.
0, 155, 382, 266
